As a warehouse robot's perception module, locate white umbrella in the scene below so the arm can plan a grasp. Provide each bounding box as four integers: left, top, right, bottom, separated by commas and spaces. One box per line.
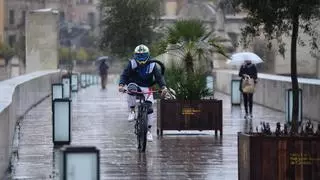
96, 56, 109, 62
227, 52, 263, 65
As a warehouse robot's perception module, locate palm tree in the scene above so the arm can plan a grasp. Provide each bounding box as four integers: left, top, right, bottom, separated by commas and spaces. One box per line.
161, 19, 228, 100
165, 19, 227, 74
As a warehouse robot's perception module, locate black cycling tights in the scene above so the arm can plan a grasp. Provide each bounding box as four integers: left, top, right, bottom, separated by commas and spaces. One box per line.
243, 93, 253, 114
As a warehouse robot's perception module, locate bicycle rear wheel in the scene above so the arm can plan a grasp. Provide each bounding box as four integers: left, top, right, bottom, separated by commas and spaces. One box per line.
136, 105, 148, 152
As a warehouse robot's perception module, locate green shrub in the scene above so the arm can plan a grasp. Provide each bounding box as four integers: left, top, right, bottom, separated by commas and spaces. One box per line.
165, 61, 213, 100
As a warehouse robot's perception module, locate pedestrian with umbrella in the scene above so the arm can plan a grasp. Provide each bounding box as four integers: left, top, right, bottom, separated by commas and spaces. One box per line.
227, 52, 263, 119
97, 56, 110, 89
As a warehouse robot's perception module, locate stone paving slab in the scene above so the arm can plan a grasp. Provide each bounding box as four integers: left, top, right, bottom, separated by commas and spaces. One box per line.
12, 75, 287, 180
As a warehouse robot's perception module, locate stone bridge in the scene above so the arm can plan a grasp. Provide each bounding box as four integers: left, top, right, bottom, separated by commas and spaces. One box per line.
1, 71, 311, 179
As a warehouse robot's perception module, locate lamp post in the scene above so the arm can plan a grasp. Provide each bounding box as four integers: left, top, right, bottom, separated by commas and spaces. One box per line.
86, 73, 90, 87
71, 73, 78, 92
52, 98, 71, 146
90, 74, 94, 85
95, 75, 98, 85
206, 75, 214, 94
88, 74, 92, 85
285, 88, 303, 124
52, 83, 63, 101
62, 76, 71, 99
67, 23, 73, 75
231, 79, 241, 105
60, 146, 100, 180
80, 73, 86, 88
93, 75, 96, 85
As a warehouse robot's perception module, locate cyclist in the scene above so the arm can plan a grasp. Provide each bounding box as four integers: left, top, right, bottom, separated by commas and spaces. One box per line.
118, 44, 168, 142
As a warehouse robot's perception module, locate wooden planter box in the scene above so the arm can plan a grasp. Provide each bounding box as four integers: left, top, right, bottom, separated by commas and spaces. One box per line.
157, 99, 223, 136
238, 132, 320, 180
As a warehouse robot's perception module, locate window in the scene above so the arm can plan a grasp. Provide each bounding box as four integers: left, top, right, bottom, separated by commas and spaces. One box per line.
88, 12, 95, 29
22, 11, 26, 24
60, 11, 65, 22
8, 35, 16, 47
9, 10, 15, 25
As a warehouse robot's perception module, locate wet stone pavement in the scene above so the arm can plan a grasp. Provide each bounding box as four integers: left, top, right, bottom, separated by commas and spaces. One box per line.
12, 75, 286, 180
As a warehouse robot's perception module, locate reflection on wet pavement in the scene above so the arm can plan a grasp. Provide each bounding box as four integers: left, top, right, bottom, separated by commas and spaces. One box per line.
12, 75, 286, 180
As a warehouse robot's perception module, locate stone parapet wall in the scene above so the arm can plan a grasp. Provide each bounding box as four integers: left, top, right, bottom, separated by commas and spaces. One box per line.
213, 69, 320, 122
0, 70, 62, 178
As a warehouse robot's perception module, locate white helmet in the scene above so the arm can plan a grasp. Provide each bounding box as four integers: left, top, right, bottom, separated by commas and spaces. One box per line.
134, 44, 150, 64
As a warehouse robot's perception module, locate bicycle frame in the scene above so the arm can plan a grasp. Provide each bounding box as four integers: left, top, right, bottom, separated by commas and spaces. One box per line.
123, 89, 160, 152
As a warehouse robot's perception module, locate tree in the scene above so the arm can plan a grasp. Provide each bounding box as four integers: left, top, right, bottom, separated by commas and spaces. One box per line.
310, 27, 320, 76
76, 48, 89, 61
150, 38, 167, 57
230, 0, 320, 133
159, 19, 227, 99
59, 47, 70, 61
99, 0, 160, 57
86, 47, 102, 61
0, 42, 15, 63
165, 19, 227, 73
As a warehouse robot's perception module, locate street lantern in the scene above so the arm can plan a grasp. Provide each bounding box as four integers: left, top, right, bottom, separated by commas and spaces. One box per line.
96, 75, 99, 85
80, 73, 86, 88
52, 98, 71, 146
60, 146, 100, 180
93, 75, 96, 85
206, 75, 214, 93
91, 74, 94, 85
89, 74, 92, 85
231, 79, 241, 105
71, 74, 78, 92
62, 76, 71, 99
52, 83, 63, 101
285, 88, 303, 124
86, 74, 90, 87
91, 75, 94, 85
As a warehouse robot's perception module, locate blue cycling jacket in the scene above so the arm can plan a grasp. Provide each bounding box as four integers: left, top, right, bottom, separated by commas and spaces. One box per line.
119, 59, 166, 88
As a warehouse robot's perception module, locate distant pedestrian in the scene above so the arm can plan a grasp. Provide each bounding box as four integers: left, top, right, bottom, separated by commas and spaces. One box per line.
239, 60, 257, 119
99, 60, 109, 89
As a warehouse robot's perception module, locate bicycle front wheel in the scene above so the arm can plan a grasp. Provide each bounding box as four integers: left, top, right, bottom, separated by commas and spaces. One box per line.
137, 105, 148, 152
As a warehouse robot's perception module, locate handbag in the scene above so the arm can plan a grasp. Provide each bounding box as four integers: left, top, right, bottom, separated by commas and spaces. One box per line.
242, 75, 255, 93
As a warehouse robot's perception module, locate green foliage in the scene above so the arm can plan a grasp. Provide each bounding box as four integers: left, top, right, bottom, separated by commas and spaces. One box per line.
59, 47, 70, 61
0, 42, 15, 61
167, 19, 206, 44
76, 48, 89, 61
165, 19, 227, 73
86, 48, 102, 61
158, 19, 226, 100
150, 39, 167, 56
230, 0, 320, 55
165, 62, 213, 100
59, 47, 91, 62
99, 0, 160, 57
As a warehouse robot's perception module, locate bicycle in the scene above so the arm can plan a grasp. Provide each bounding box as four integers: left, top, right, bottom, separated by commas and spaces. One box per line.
123, 84, 176, 152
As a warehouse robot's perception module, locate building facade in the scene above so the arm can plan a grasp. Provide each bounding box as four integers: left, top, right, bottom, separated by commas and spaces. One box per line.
0, 0, 4, 42
73, 0, 100, 34
4, 0, 45, 47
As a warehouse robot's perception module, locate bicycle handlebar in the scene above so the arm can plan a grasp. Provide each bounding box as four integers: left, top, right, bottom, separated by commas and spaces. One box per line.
121, 88, 176, 100
122, 89, 162, 95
